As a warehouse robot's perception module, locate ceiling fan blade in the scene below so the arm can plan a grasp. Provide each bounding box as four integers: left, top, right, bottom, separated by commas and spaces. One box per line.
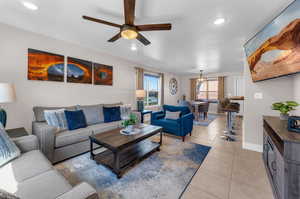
124, 0, 135, 25
136, 33, 151, 46
136, 23, 172, 31
82, 16, 122, 28
108, 33, 122, 42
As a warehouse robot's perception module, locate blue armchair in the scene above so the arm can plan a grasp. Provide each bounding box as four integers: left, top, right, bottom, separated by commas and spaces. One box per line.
151, 105, 194, 141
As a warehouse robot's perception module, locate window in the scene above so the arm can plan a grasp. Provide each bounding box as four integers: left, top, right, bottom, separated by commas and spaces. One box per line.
197, 78, 218, 100
144, 73, 161, 106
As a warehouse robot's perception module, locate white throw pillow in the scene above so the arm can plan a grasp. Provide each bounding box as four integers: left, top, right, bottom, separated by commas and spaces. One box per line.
44, 109, 67, 130
120, 104, 132, 120
165, 111, 181, 120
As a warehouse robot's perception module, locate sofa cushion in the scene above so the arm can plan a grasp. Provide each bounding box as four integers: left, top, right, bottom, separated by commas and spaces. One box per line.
77, 104, 104, 125
15, 170, 72, 199
103, 106, 121, 123
102, 102, 123, 108
88, 121, 123, 135
64, 110, 87, 131
33, 106, 76, 122
55, 128, 92, 148
0, 150, 52, 192
0, 124, 21, 167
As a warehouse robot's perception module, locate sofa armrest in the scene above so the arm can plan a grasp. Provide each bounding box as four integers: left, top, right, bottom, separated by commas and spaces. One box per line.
151, 111, 165, 121
56, 182, 98, 199
32, 121, 57, 163
12, 135, 39, 153
180, 113, 194, 136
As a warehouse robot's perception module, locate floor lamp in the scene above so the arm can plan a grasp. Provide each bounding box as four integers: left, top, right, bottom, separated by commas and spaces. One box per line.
0, 83, 16, 128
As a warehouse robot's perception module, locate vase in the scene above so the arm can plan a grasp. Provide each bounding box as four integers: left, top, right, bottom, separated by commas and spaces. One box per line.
125, 125, 134, 132
280, 113, 289, 120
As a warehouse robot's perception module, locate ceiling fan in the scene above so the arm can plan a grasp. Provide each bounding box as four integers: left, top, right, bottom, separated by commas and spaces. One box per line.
82, 0, 172, 46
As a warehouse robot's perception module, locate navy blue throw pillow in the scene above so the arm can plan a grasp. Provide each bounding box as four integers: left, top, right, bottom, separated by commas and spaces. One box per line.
64, 110, 87, 130
103, 106, 121, 123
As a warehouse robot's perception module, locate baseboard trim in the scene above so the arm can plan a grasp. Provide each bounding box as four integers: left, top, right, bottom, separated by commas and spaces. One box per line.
243, 142, 263, 153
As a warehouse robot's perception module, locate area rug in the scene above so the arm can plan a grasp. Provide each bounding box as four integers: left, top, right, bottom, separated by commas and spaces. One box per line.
193, 114, 218, 126
55, 136, 211, 199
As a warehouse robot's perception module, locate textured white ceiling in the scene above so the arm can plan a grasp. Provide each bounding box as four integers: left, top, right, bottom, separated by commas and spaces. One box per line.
0, 0, 294, 75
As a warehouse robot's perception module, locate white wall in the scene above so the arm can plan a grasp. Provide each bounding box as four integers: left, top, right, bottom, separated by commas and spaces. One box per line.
180, 72, 244, 114
293, 73, 300, 115
0, 23, 180, 131
243, 58, 294, 152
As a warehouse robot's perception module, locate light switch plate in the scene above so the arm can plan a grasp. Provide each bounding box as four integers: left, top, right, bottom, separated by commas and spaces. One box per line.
254, 92, 263, 99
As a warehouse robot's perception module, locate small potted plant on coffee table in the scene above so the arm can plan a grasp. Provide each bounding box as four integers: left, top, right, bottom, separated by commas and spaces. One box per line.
272, 101, 299, 120
122, 113, 138, 133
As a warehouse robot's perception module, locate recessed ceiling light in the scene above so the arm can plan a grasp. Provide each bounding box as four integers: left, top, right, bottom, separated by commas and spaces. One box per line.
22, 1, 38, 10
214, 18, 225, 25
131, 44, 137, 51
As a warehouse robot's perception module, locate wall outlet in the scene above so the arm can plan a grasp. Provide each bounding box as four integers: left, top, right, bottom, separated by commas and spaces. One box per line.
254, 92, 263, 99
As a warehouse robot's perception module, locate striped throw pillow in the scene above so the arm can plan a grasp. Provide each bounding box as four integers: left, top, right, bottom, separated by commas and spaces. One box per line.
0, 124, 21, 167
44, 109, 67, 131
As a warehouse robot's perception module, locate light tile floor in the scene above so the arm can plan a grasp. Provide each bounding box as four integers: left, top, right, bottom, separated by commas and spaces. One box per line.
181, 115, 274, 199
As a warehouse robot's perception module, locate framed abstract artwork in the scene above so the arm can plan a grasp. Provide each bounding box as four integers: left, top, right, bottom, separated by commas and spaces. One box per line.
28, 49, 64, 82
67, 57, 92, 84
93, 63, 113, 86
244, 0, 300, 82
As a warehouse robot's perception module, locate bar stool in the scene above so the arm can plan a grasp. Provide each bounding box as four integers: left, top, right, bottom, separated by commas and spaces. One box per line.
218, 98, 240, 141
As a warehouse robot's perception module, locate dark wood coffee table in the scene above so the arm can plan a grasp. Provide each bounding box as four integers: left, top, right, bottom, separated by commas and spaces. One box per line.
89, 124, 163, 178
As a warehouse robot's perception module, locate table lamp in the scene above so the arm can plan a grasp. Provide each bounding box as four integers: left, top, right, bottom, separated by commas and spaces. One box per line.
136, 89, 146, 112
0, 83, 16, 127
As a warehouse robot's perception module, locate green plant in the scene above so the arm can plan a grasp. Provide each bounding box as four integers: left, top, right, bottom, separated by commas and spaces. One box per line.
122, 113, 138, 128
272, 101, 299, 114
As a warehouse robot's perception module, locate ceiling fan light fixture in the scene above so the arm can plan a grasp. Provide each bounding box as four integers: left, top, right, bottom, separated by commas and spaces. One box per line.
121, 26, 138, 40
22, 1, 38, 10
214, 18, 225, 25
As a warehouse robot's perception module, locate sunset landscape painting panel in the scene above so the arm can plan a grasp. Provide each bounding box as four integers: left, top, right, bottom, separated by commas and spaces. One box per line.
67, 57, 92, 84
94, 63, 113, 86
28, 49, 64, 82
244, 0, 300, 82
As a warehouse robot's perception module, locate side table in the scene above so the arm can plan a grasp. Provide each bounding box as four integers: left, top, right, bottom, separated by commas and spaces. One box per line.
140, 110, 152, 123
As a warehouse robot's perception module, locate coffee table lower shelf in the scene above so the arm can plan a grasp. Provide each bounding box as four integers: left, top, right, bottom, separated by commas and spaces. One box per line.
92, 140, 160, 178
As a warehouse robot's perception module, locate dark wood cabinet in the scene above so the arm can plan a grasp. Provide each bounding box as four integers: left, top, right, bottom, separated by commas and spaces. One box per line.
263, 116, 300, 199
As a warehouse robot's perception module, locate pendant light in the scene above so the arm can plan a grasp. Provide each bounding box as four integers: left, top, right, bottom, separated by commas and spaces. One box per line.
199, 70, 205, 82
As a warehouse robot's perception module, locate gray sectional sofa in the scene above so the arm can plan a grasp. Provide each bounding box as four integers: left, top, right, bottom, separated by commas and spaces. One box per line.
32, 103, 140, 164
0, 135, 98, 199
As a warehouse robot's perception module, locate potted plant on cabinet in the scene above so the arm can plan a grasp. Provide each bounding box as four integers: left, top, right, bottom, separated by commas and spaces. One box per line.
272, 101, 299, 120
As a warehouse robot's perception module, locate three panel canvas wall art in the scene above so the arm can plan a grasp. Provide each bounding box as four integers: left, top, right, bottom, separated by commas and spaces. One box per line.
27, 49, 113, 85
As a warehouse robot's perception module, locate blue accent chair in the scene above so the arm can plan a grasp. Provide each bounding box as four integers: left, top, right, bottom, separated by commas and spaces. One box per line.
151, 105, 194, 141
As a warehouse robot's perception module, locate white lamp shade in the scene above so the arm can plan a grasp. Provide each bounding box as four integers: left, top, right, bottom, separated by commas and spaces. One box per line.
0, 83, 16, 103
136, 89, 146, 98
